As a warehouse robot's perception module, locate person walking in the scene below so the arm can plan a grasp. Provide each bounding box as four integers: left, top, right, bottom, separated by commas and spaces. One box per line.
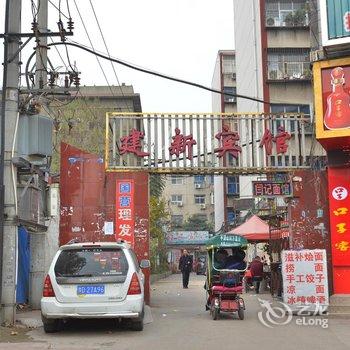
178, 249, 193, 289
250, 256, 264, 294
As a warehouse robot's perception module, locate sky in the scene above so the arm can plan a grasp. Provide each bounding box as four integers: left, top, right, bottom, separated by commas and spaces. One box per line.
0, 0, 235, 112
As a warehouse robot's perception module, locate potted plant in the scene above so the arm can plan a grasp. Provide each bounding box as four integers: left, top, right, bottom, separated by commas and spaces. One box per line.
284, 12, 293, 26
293, 8, 306, 26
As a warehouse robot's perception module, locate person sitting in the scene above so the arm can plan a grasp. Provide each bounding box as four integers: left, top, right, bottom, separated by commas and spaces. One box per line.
213, 249, 228, 269
224, 248, 246, 270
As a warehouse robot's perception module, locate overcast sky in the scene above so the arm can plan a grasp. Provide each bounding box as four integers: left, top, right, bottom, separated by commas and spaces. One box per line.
0, 0, 235, 112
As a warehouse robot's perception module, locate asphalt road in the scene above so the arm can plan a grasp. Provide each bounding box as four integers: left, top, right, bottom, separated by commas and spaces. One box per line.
1, 274, 350, 350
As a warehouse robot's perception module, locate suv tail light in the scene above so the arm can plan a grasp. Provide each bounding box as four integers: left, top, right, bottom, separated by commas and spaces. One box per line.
43, 275, 55, 297
127, 273, 141, 295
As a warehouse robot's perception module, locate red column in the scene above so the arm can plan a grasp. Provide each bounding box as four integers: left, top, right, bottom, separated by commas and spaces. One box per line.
328, 167, 350, 293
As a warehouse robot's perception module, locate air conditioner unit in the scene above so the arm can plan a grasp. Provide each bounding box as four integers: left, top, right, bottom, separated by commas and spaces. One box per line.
177, 203, 183, 207
232, 73, 236, 80
200, 204, 206, 210
195, 183, 203, 189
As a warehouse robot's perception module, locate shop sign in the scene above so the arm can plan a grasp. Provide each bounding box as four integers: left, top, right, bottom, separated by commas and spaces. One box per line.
115, 179, 135, 246
165, 231, 209, 245
252, 181, 292, 197
313, 57, 350, 148
282, 249, 329, 309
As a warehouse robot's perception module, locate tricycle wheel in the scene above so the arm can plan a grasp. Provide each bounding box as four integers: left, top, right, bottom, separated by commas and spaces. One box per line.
238, 308, 244, 320
211, 307, 220, 320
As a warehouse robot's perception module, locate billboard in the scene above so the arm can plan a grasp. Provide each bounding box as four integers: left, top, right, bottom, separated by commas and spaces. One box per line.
320, 0, 350, 48
314, 57, 350, 149
281, 249, 329, 310
165, 231, 209, 245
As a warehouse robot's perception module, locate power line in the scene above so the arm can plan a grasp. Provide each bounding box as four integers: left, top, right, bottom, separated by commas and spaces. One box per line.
47, 41, 275, 105
88, 0, 131, 112
48, 0, 69, 19
72, 0, 115, 95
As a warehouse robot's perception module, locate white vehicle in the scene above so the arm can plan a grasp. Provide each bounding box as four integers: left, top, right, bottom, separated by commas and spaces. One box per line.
41, 241, 150, 333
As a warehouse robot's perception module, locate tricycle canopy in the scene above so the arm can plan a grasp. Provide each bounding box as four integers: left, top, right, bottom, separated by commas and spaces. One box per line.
206, 234, 248, 250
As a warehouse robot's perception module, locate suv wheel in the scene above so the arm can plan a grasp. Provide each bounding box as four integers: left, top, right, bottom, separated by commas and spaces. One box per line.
42, 316, 60, 333
130, 318, 144, 331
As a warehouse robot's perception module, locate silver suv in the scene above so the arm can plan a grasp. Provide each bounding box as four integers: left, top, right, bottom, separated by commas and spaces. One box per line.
41, 242, 150, 332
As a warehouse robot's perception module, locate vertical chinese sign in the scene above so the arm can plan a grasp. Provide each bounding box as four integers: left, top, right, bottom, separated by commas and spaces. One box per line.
328, 167, 350, 293
282, 249, 329, 310
115, 179, 135, 247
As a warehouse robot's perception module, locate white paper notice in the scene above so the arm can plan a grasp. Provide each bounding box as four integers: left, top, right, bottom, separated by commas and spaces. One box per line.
103, 221, 114, 236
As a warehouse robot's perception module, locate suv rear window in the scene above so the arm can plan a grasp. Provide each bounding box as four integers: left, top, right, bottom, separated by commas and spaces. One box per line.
54, 248, 129, 277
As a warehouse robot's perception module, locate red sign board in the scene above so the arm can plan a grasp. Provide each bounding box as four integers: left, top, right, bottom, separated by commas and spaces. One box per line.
115, 179, 135, 247
328, 167, 350, 293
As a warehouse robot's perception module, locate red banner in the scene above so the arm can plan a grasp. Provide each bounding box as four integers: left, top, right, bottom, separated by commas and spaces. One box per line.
115, 179, 135, 247
328, 167, 350, 293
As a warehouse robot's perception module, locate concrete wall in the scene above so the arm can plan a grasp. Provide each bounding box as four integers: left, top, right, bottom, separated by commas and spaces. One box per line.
29, 184, 60, 309
267, 28, 311, 48
269, 83, 313, 105
214, 175, 225, 231
234, 0, 264, 114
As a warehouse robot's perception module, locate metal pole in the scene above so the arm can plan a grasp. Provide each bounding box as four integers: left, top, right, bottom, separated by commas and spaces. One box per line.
0, 0, 22, 324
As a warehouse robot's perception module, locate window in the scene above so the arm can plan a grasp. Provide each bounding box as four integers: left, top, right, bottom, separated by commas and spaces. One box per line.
171, 176, 184, 185
267, 48, 310, 80
55, 248, 129, 277
194, 175, 205, 184
194, 195, 205, 204
171, 215, 183, 226
171, 195, 183, 205
223, 86, 236, 103
227, 176, 239, 195
265, 0, 308, 27
271, 104, 311, 133
227, 210, 237, 224
222, 56, 235, 74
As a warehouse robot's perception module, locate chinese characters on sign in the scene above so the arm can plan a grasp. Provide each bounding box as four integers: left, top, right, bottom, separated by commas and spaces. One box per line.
120, 129, 149, 157
214, 125, 242, 159
282, 250, 329, 308
115, 180, 135, 246
328, 170, 350, 266
259, 126, 291, 155
169, 127, 196, 160
252, 181, 292, 197
118, 125, 292, 162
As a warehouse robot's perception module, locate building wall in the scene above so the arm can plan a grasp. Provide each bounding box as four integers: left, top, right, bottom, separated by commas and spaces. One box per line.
234, 0, 264, 113
163, 175, 214, 227
211, 51, 237, 230
267, 28, 311, 48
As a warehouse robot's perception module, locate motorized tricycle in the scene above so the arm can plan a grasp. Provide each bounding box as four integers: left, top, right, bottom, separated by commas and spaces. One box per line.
205, 234, 248, 320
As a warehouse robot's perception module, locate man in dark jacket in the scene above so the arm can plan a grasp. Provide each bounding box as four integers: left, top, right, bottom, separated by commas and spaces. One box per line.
178, 250, 193, 288
250, 256, 264, 294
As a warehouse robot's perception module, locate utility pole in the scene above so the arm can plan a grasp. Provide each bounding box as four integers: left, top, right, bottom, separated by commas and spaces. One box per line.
29, 0, 49, 309
0, 0, 22, 324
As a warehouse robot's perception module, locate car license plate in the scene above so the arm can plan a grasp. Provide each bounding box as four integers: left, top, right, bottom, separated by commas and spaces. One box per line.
77, 285, 105, 295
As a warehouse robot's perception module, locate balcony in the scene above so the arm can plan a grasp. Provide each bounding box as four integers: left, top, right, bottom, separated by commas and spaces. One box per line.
267, 61, 311, 82
266, 11, 309, 28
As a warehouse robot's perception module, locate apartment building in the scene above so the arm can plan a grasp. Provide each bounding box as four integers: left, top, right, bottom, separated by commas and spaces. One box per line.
212, 0, 325, 231
212, 51, 256, 230
163, 175, 214, 230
